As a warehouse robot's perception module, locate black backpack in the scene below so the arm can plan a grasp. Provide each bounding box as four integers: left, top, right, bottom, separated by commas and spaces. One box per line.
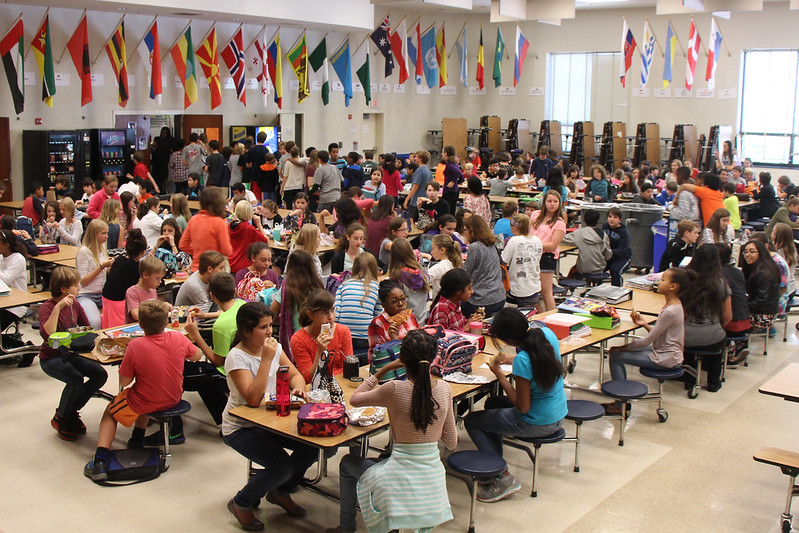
92, 448, 163, 486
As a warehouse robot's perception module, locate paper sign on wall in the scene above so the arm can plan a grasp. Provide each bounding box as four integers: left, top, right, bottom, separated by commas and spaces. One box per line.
718, 89, 737, 100
224, 77, 235, 89
632, 88, 650, 97
199, 76, 208, 89
128, 75, 135, 87
54, 73, 69, 86
91, 74, 103, 86
675, 88, 692, 98
370, 82, 378, 93
498, 87, 515, 96
175, 76, 183, 88
416, 85, 431, 95
354, 82, 364, 92
469, 87, 486, 95
654, 88, 671, 98
246, 78, 258, 89
529, 87, 544, 96
23, 71, 35, 86
379, 83, 391, 93
289, 79, 299, 90
696, 89, 714, 99
394, 84, 405, 93
332, 81, 344, 92
311, 80, 322, 90
440, 86, 456, 95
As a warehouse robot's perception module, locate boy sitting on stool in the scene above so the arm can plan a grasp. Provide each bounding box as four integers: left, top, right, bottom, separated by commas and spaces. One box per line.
84, 300, 202, 481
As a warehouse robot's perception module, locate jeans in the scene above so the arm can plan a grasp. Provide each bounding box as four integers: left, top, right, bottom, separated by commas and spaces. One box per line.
442, 191, 459, 215
608, 347, 666, 381
464, 396, 563, 457
223, 427, 319, 509
339, 454, 383, 532
461, 299, 505, 319
40, 355, 108, 418
77, 293, 102, 330
181, 361, 228, 425
283, 189, 300, 210
684, 341, 726, 388
606, 257, 630, 287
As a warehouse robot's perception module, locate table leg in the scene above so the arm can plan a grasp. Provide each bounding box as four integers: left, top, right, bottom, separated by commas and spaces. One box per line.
303, 448, 328, 486
599, 340, 607, 385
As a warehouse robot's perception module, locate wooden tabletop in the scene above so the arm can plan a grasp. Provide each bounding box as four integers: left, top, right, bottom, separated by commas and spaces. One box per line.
0, 200, 25, 211
614, 288, 666, 316
31, 243, 80, 265
759, 363, 799, 402
0, 288, 49, 310
160, 199, 201, 212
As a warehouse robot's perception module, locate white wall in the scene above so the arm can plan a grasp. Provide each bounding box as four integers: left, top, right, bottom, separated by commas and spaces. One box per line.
2, 2, 799, 198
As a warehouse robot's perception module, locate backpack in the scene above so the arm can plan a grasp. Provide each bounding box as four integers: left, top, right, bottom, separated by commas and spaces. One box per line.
92, 448, 163, 486
236, 270, 269, 301
15, 215, 34, 238
153, 248, 178, 278
430, 331, 478, 377
326, 270, 351, 296
418, 234, 435, 255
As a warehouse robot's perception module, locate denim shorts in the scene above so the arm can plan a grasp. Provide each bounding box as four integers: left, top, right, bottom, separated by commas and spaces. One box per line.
539, 252, 557, 273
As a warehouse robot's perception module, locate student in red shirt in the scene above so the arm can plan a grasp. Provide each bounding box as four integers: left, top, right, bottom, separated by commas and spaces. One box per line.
84, 300, 202, 481
368, 280, 420, 358
126, 151, 160, 194
380, 153, 403, 201
290, 289, 354, 383
428, 268, 485, 332
179, 186, 233, 271
22, 181, 44, 226
677, 172, 725, 227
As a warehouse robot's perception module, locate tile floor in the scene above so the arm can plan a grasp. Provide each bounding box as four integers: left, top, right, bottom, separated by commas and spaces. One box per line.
2, 297, 798, 532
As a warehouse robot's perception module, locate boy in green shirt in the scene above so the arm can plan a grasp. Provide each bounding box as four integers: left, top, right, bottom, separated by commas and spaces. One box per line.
722, 182, 741, 231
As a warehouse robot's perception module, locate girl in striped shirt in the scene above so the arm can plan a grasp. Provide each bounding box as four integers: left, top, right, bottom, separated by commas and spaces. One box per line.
335, 254, 382, 364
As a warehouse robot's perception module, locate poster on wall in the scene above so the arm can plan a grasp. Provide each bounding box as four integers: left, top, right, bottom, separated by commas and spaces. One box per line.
231, 127, 247, 143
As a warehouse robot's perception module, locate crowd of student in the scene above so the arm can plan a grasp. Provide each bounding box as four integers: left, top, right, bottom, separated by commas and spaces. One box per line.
7, 130, 798, 532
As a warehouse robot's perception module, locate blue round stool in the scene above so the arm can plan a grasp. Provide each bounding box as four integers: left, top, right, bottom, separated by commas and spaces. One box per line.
639, 367, 684, 423
553, 284, 567, 296
601, 380, 648, 446
559, 278, 586, 295
583, 272, 611, 287
565, 400, 605, 472
504, 427, 567, 497
448, 451, 507, 533
147, 399, 191, 470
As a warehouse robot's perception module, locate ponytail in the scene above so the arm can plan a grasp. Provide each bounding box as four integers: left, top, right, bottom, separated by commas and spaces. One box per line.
400, 330, 440, 432
431, 268, 472, 310
489, 308, 563, 390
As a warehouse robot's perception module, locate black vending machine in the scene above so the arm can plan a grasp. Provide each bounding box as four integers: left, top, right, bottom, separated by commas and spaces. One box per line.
89, 128, 136, 183
22, 130, 91, 194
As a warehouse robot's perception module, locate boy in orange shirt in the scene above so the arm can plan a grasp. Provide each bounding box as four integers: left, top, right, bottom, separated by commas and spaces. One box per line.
676, 173, 725, 227
84, 300, 202, 481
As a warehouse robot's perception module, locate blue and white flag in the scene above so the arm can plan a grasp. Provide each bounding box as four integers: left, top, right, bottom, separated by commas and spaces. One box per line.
421, 24, 438, 89
331, 37, 352, 106
640, 20, 655, 88
455, 28, 467, 87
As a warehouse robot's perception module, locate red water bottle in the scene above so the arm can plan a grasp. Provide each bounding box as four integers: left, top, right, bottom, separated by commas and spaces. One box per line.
276, 365, 290, 417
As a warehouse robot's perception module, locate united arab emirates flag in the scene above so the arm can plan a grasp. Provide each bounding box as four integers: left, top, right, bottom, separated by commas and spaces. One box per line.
0, 18, 24, 114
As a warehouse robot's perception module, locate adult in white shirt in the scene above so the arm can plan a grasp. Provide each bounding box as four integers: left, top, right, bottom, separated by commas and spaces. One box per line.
501, 213, 543, 307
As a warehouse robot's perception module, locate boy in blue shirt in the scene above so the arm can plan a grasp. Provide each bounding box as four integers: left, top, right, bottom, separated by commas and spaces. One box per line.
530, 147, 553, 186
493, 201, 518, 242
603, 207, 632, 287
656, 181, 677, 206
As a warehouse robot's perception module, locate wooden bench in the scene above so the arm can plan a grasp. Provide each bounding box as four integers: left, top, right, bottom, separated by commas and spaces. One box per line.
754, 446, 799, 532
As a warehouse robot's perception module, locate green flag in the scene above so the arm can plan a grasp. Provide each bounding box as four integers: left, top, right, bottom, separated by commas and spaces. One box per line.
356, 50, 371, 105
492, 27, 505, 88
308, 37, 329, 105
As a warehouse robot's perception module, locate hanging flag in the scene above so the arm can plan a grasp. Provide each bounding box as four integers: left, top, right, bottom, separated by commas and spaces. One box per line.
436, 25, 447, 87
492, 27, 505, 88
686, 19, 701, 90
104, 22, 128, 107
420, 25, 437, 89
170, 26, 198, 109
640, 20, 655, 88
370, 14, 393, 78
221, 26, 246, 106
356, 47, 371, 106
308, 37, 329, 105
413, 22, 423, 85
619, 19, 636, 88
705, 18, 723, 91
389, 20, 408, 84
662, 21, 676, 89
31, 14, 55, 107
330, 37, 352, 106
196, 27, 221, 110
0, 18, 24, 114
266, 34, 283, 109
136, 20, 162, 104
514, 25, 529, 88
455, 28, 467, 87
66, 14, 91, 107
476, 28, 485, 90
244, 28, 269, 107
287, 33, 309, 104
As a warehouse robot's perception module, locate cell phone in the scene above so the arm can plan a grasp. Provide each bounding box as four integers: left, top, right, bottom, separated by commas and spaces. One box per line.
321, 324, 332, 336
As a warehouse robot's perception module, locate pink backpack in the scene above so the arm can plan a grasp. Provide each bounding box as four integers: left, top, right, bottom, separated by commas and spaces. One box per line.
236, 271, 268, 301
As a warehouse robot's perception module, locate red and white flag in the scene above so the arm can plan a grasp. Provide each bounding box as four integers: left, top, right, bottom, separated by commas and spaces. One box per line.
244, 27, 270, 106
619, 19, 636, 88
389, 19, 408, 84
685, 19, 701, 91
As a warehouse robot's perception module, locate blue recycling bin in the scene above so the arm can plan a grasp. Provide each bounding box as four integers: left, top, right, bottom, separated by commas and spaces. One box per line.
652, 219, 668, 273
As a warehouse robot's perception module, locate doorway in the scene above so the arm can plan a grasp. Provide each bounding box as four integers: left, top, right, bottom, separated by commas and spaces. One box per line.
361, 113, 383, 155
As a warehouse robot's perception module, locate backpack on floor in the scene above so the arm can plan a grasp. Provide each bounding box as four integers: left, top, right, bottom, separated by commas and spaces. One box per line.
94, 448, 163, 486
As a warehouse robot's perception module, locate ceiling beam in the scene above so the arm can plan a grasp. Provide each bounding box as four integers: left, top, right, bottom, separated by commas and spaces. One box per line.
490, 0, 575, 22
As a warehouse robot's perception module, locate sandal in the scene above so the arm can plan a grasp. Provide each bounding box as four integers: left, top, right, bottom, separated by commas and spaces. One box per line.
266, 491, 307, 517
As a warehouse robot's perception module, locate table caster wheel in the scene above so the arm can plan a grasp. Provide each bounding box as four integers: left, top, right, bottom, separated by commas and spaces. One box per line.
567, 360, 576, 374
687, 386, 699, 399
657, 410, 668, 423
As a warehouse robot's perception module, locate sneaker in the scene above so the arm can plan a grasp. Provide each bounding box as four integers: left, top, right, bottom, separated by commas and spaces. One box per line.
143, 429, 186, 447
727, 349, 749, 367
84, 458, 108, 481
126, 436, 145, 449
51, 413, 77, 441
477, 475, 521, 503
70, 413, 87, 435
769, 326, 777, 338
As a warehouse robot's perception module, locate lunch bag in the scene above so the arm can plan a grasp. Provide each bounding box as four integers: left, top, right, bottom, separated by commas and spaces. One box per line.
430, 332, 478, 377
296, 403, 349, 437
369, 340, 406, 384
91, 448, 163, 486
310, 350, 345, 404
236, 270, 269, 301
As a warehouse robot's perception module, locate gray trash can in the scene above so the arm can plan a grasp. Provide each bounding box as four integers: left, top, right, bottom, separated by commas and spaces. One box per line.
584, 203, 619, 226
620, 204, 666, 270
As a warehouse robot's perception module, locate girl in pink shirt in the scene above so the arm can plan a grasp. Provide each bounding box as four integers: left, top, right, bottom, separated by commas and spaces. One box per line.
529, 190, 567, 311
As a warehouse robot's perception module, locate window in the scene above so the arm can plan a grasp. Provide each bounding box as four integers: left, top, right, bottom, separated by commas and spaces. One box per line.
547, 52, 626, 153
739, 50, 799, 165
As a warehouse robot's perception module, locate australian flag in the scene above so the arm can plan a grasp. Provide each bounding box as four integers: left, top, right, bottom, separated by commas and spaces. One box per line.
370, 15, 394, 77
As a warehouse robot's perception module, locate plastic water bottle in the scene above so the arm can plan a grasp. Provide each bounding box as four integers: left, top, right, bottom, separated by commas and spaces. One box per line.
276, 365, 290, 417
